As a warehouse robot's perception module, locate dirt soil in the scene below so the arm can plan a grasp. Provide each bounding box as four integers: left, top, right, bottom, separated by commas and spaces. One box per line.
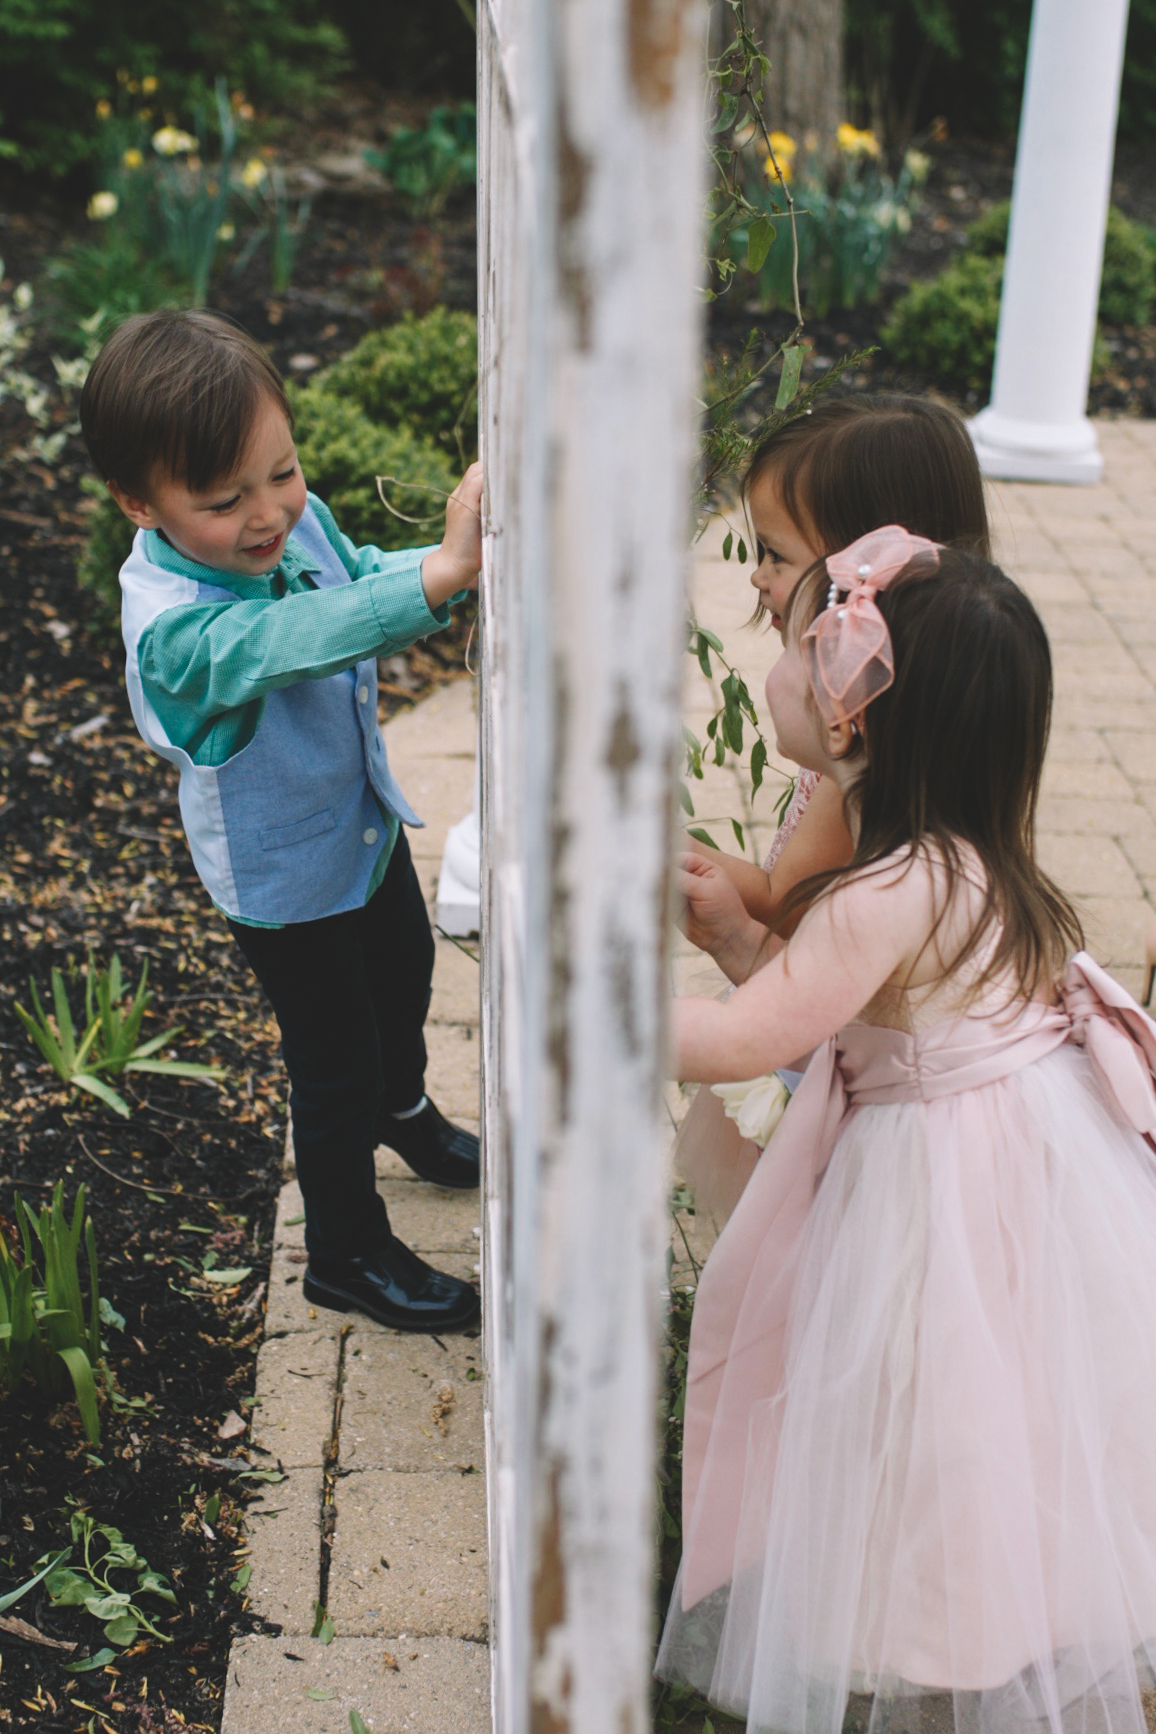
0, 101, 477, 1731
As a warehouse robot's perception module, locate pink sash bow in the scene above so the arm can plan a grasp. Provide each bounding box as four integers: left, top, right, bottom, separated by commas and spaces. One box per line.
679, 952, 1156, 1607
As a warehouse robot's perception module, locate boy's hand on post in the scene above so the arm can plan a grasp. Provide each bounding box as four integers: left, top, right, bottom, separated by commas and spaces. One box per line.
419, 462, 483, 610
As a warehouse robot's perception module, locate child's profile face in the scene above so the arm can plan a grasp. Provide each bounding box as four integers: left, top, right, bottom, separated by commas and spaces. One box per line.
764, 615, 828, 773
113, 394, 308, 575
747, 469, 822, 640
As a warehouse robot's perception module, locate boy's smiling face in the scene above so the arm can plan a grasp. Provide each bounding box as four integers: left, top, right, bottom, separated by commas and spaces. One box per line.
111, 394, 308, 575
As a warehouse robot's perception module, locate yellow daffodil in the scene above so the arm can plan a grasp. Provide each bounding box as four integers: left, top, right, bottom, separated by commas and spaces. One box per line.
152, 125, 198, 157
95, 100, 112, 120
141, 75, 158, 95
217, 222, 236, 242
764, 132, 797, 183
837, 123, 881, 159
122, 148, 143, 170
239, 156, 268, 189
87, 191, 119, 221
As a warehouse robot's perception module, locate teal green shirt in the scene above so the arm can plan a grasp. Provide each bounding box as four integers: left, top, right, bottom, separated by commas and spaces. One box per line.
138, 493, 446, 926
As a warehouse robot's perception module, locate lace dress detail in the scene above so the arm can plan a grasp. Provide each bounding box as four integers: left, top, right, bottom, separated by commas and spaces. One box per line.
763, 769, 820, 873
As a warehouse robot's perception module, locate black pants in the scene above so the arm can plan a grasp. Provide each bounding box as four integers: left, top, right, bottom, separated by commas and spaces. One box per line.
228, 830, 434, 1262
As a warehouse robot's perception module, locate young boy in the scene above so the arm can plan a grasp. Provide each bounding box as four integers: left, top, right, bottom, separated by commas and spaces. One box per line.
80, 308, 482, 1334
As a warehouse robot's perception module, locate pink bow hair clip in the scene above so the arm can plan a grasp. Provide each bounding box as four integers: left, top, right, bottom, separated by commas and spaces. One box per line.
801, 525, 941, 727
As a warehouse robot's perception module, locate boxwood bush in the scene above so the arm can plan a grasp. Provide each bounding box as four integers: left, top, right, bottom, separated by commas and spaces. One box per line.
318, 308, 478, 459
884, 201, 1153, 397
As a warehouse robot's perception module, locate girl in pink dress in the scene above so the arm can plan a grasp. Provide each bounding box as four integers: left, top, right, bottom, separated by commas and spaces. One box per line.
676, 399, 995, 1220
661, 529, 1156, 1734
685, 394, 992, 952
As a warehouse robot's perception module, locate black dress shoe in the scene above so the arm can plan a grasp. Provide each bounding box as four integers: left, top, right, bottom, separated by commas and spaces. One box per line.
378, 1097, 480, 1189
303, 1238, 480, 1333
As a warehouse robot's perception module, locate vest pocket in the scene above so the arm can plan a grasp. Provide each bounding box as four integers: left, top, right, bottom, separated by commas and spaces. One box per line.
258, 807, 336, 851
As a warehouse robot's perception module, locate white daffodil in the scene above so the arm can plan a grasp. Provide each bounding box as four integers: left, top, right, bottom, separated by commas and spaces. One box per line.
87, 191, 119, 221
711, 1073, 792, 1146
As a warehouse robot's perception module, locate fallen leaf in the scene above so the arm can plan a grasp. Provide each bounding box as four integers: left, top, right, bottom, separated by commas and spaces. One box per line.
382, 1651, 399, 1672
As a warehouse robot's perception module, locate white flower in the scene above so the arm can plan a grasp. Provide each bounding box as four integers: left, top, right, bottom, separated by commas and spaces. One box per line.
152, 126, 197, 157
711, 1073, 791, 1146
13, 282, 33, 311
87, 191, 119, 221
904, 148, 931, 185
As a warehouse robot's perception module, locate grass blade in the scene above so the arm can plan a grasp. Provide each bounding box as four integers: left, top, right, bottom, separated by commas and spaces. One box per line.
125, 1059, 225, 1082
51, 969, 77, 1073
126, 1028, 182, 1060
14, 1000, 66, 1077
0, 1548, 70, 1615
56, 1345, 101, 1445
72, 1075, 132, 1118
85, 1217, 101, 1366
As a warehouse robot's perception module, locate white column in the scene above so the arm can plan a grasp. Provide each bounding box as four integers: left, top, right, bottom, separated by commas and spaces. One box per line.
436, 741, 481, 938
477, 0, 705, 1728
970, 0, 1131, 485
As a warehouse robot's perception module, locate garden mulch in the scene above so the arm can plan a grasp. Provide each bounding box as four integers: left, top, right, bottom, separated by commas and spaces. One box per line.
0, 102, 478, 1730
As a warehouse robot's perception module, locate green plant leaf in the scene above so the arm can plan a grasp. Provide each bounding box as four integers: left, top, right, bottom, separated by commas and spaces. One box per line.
677, 782, 694, 816
201, 1266, 253, 1285
750, 736, 767, 796
46, 1567, 93, 1607
84, 1591, 133, 1620
721, 530, 733, 560
775, 342, 804, 409
730, 818, 745, 852
56, 1344, 102, 1444
103, 1612, 140, 1646
746, 213, 775, 273
306, 1688, 338, 1700
204, 1492, 221, 1526
686, 827, 718, 850
0, 1547, 70, 1614
350, 1712, 371, 1734
64, 1647, 118, 1674
72, 1073, 131, 1117
125, 1059, 225, 1081
136, 1569, 177, 1604
99, 1297, 125, 1333
312, 1600, 336, 1644
232, 1562, 253, 1591
699, 629, 723, 653
126, 1027, 182, 1060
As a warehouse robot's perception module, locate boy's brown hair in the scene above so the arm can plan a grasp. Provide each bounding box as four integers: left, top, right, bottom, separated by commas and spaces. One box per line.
743, 394, 991, 585
80, 309, 292, 497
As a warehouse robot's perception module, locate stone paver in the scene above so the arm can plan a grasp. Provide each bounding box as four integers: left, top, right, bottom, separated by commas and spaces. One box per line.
228, 420, 1156, 1730
225, 676, 486, 1733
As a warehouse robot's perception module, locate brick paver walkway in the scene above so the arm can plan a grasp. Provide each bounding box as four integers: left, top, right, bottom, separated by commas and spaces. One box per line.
224, 420, 1156, 1731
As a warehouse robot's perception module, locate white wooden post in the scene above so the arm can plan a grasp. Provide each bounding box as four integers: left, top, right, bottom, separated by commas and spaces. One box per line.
970, 0, 1131, 485
477, 0, 704, 1728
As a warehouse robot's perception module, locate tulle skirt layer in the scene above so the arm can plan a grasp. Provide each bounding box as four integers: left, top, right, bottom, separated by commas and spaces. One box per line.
658, 1045, 1156, 1734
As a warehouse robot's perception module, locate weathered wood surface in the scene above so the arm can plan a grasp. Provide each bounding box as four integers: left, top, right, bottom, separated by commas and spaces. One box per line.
477, 0, 706, 1728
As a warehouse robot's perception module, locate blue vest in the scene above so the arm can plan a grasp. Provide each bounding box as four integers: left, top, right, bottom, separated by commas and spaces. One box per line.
119, 502, 421, 925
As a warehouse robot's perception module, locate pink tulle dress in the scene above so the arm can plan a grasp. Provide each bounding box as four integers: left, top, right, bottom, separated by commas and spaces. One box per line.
658, 951, 1156, 1734
674, 770, 821, 1222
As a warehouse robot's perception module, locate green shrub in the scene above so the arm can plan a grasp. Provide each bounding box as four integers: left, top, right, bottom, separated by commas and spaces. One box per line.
77, 481, 134, 637
364, 102, 477, 222
319, 308, 478, 460
883, 252, 1004, 395
965, 200, 1156, 326
290, 388, 458, 550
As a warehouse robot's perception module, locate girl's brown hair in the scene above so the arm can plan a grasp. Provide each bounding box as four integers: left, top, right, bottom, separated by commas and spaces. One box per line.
744, 395, 991, 608
80, 308, 292, 497
780, 549, 1082, 998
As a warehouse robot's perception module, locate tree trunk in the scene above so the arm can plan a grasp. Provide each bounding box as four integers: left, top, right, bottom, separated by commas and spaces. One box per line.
749, 0, 844, 154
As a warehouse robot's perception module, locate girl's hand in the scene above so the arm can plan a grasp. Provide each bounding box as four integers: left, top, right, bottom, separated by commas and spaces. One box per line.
420, 462, 483, 608
677, 851, 767, 985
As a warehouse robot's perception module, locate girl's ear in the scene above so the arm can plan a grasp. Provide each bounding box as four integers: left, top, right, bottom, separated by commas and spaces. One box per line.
827, 713, 865, 761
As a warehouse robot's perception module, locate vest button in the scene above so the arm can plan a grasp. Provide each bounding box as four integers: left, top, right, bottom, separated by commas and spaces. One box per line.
363, 827, 378, 845
357, 684, 369, 704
